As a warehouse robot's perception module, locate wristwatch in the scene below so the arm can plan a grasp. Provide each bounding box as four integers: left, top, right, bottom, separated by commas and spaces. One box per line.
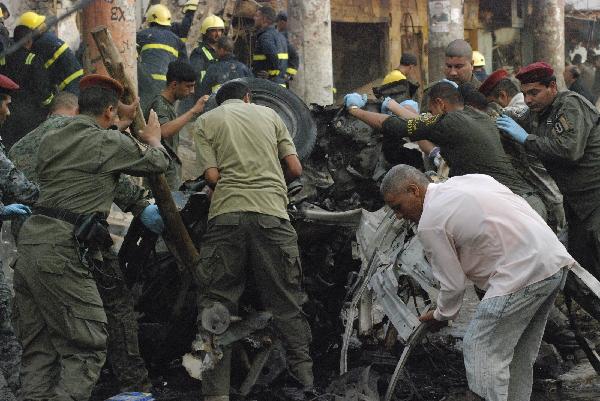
348, 105, 359, 110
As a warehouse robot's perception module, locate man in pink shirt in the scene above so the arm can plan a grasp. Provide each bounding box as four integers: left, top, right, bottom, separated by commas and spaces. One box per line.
380, 164, 574, 401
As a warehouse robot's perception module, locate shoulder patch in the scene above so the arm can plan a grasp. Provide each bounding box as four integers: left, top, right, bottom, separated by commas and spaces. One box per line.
553, 115, 571, 135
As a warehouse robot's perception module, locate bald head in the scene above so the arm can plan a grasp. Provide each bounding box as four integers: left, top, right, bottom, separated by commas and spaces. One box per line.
444, 40, 475, 84
445, 39, 472, 58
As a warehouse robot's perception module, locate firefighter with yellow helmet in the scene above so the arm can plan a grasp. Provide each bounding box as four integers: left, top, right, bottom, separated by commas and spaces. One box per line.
137, 4, 188, 109
472, 50, 488, 81
190, 14, 225, 86
14, 11, 83, 96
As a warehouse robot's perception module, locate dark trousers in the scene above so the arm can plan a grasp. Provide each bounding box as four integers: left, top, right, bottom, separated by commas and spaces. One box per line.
564, 205, 600, 321
194, 212, 313, 396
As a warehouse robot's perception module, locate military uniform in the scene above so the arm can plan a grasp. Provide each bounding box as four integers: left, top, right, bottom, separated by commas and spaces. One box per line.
420, 74, 481, 112
12, 114, 169, 401
0, 150, 38, 401
8, 114, 153, 391
510, 89, 600, 320
32, 32, 83, 95
194, 99, 313, 396
252, 26, 288, 84
382, 106, 546, 217
198, 54, 253, 96
145, 94, 182, 190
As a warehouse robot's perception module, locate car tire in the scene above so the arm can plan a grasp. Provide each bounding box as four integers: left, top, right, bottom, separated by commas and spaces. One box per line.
204, 78, 317, 160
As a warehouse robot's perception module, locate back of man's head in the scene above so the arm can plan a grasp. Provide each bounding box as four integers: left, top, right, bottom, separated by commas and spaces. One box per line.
490, 78, 519, 99
216, 81, 251, 105
13, 25, 32, 43
216, 36, 234, 54
259, 5, 277, 23
79, 87, 119, 117
50, 91, 78, 116
445, 39, 472, 59
429, 81, 464, 105
572, 54, 583, 65
166, 61, 196, 84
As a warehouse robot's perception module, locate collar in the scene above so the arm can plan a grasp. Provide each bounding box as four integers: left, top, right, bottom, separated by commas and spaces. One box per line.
257, 25, 275, 36
221, 99, 245, 106
508, 92, 525, 108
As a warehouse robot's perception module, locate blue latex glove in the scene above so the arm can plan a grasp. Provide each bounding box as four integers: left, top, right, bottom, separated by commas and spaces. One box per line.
381, 96, 394, 114
344, 93, 367, 109
496, 115, 528, 144
399, 99, 420, 113
0, 204, 31, 220
140, 204, 165, 234
440, 78, 459, 88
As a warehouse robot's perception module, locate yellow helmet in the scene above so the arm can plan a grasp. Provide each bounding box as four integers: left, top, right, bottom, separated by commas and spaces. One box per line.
472, 50, 485, 67
16, 11, 46, 30
201, 15, 225, 34
146, 4, 172, 27
382, 70, 407, 85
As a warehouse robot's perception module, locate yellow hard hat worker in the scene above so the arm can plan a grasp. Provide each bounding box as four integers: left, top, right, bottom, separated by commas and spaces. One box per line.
146, 4, 172, 27
16, 11, 46, 30
201, 15, 225, 34
472, 50, 485, 67
382, 70, 407, 86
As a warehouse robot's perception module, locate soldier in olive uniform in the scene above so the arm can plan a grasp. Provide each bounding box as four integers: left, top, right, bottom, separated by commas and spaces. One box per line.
8, 92, 154, 392
12, 75, 169, 401
497, 62, 600, 322
0, 74, 39, 401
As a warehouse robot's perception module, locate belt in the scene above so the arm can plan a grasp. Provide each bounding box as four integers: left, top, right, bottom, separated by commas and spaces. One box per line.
33, 206, 84, 225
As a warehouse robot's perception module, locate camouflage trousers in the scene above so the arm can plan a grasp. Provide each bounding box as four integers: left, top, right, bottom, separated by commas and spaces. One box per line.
0, 261, 19, 401
195, 212, 314, 397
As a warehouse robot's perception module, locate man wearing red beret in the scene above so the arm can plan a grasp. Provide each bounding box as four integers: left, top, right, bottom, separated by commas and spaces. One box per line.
496, 61, 600, 323
11, 74, 170, 401
481, 70, 566, 232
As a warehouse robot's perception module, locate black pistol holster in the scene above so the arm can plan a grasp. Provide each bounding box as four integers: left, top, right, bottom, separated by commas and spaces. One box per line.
73, 212, 113, 250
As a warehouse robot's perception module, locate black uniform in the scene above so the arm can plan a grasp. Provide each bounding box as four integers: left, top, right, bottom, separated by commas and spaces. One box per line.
198, 54, 252, 96
252, 26, 288, 84
0, 48, 52, 148
190, 41, 217, 84
31, 32, 83, 95
136, 25, 188, 110
280, 30, 299, 78
382, 106, 538, 199
171, 10, 195, 42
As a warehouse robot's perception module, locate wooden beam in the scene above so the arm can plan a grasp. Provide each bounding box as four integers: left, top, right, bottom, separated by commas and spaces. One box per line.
91, 26, 201, 271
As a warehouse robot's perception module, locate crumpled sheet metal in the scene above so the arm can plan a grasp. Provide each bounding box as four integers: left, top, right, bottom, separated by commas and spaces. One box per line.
341, 207, 440, 372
